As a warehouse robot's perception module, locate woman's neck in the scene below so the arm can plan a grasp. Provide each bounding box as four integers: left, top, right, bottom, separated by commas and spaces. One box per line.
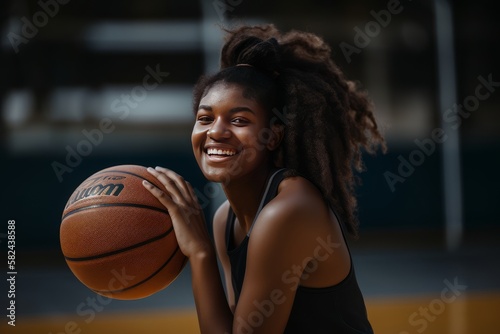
221, 165, 275, 233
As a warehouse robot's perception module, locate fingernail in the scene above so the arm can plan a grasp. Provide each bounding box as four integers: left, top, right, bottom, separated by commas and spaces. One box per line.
147, 167, 154, 172
142, 180, 152, 187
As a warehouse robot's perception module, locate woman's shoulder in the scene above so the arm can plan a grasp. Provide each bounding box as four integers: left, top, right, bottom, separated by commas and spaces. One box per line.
257, 174, 332, 232
249, 174, 346, 275
276, 174, 327, 211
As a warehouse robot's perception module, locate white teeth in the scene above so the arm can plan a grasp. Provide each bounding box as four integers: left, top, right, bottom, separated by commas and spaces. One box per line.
207, 148, 236, 156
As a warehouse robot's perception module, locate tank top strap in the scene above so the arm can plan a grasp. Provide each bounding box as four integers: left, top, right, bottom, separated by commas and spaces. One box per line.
225, 205, 236, 251
225, 168, 287, 248
247, 168, 287, 236
248, 169, 350, 251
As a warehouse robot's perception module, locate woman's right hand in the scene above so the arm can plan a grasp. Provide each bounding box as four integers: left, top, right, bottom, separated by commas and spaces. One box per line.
142, 166, 214, 259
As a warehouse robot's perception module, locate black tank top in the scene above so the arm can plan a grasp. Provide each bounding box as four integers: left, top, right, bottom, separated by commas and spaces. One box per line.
225, 169, 373, 333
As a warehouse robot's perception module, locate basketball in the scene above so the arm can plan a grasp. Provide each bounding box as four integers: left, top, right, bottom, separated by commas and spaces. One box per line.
60, 164, 187, 300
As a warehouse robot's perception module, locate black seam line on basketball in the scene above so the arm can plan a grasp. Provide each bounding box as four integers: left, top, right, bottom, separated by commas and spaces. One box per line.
92, 246, 181, 294
93, 169, 147, 180
93, 169, 162, 188
64, 226, 173, 262
62, 203, 169, 220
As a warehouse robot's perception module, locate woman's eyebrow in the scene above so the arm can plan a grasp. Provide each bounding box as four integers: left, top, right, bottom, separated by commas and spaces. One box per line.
229, 106, 255, 115
197, 105, 255, 115
198, 104, 212, 111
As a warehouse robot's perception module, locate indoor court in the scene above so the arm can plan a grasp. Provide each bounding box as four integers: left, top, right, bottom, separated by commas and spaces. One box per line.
2, 0, 499, 333
4, 229, 500, 334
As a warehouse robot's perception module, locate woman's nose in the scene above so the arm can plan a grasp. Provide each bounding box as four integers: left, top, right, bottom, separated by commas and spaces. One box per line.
207, 117, 231, 140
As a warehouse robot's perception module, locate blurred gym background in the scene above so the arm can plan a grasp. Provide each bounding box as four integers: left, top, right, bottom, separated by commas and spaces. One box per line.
1, 0, 499, 333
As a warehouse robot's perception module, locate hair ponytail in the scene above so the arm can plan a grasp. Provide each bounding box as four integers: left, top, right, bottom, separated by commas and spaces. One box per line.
193, 24, 386, 236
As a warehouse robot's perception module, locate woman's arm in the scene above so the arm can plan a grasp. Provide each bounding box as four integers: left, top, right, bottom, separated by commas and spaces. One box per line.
212, 200, 236, 312
143, 167, 233, 333
190, 249, 234, 333
144, 167, 339, 333
230, 195, 326, 333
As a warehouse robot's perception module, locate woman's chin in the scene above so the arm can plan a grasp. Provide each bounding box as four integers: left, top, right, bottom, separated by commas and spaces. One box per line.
198, 156, 244, 184
200, 166, 234, 185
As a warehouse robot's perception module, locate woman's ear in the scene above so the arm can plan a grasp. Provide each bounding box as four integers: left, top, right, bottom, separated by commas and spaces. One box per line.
266, 124, 284, 151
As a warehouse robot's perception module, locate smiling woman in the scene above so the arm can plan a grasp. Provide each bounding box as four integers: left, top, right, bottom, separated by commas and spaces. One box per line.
143, 23, 385, 333
192, 82, 279, 185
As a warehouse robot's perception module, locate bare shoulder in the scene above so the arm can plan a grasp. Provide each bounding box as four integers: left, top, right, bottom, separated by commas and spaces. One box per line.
278, 175, 326, 206
252, 175, 335, 242
247, 175, 350, 289
262, 175, 329, 225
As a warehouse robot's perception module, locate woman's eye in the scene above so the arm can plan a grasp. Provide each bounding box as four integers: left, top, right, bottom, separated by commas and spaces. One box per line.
232, 118, 249, 125
197, 116, 212, 123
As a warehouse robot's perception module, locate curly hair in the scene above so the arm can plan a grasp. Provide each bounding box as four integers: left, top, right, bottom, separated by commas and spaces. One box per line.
192, 24, 386, 237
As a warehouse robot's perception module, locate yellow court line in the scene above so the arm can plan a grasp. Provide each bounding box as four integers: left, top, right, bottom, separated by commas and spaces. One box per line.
366, 292, 500, 334
2, 309, 200, 334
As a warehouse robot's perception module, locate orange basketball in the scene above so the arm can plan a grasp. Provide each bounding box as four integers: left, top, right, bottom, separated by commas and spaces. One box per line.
60, 165, 187, 300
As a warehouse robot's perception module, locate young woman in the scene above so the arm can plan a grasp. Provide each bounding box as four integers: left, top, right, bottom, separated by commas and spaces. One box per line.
143, 24, 385, 334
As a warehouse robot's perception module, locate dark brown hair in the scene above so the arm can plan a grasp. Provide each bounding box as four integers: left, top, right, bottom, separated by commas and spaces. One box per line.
193, 24, 386, 236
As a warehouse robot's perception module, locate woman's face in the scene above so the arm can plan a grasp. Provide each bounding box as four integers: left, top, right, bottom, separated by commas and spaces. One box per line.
191, 82, 276, 184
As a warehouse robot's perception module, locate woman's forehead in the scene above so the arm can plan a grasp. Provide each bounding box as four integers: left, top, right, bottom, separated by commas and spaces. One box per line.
200, 82, 258, 105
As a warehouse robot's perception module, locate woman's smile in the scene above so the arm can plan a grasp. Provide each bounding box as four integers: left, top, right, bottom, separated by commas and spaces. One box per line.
191, 82, 273, 183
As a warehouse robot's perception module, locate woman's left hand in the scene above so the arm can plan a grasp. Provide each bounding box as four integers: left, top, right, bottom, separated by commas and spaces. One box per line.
142, 166, 213, 259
